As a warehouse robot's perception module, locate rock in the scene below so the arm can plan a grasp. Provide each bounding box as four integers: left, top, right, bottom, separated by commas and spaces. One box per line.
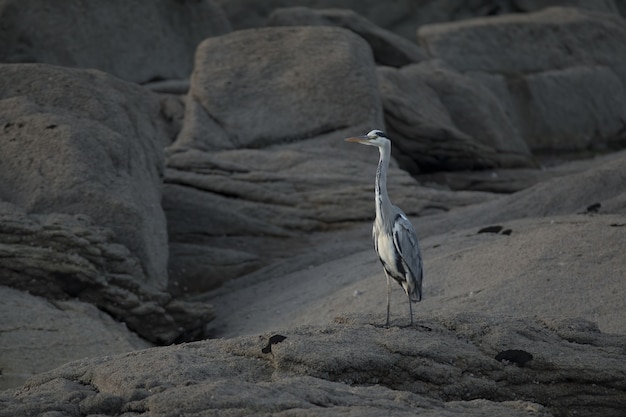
0, 285, 151, 390
415, 151, 626, 237
418, 7, 626, 75
418, 149, 626, 193
2, 313, 624, 416
0, 201, 213, 344
215, 0, 621, 40
418, 7, 626, 152
511, 65, 626, 151
268, 7, 427, 67
173, 26, 382, 151
0, 64, 212, 344
378, 61, 534, 173
0, 63, 168, 289
0, 0, 231, 83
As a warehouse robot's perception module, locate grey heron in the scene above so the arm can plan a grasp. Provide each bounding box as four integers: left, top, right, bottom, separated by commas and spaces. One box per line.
345, 129, 423, 326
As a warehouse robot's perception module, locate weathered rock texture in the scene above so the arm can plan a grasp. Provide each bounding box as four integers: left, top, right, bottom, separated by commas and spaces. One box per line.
215, 0, 621, 40
1, 313, 624, 416
0, 201, 213, 346
0, 285, 151, 390
174, 26, 382, 151
418, 7, 626, 152
0, 0, 231, 83
0, 64, 168, 288
378, 61, 534, 173
268, 7, 427, 67
0, 64, 212, 344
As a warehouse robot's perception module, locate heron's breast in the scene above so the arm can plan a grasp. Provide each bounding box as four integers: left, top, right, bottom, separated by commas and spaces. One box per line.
376, 232, 397, 268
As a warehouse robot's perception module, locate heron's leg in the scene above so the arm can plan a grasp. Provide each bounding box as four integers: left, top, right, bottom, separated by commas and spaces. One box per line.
408, 295, 414, 326
385, 273, 391, 327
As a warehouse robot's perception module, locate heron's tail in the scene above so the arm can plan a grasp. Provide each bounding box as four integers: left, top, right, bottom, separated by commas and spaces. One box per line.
409, 289, 422, 303
403, 281, 422, 302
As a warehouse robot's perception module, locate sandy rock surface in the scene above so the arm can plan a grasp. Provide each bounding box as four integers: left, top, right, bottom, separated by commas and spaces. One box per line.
1, 313, 623, 416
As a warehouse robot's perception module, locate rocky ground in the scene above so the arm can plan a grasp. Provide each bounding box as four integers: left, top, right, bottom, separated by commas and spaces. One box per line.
1, 1, 625, 416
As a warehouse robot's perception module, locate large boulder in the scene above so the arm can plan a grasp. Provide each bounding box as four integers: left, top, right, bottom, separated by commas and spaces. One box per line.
0, 0, 231, 83
173, 26, 382, 150
267, 7, 427, 67
418, 7, 626, 152
0, 64, 212, 344
0, 63, 168, 289
378, 61, 534, 173
1, 313, 624, 416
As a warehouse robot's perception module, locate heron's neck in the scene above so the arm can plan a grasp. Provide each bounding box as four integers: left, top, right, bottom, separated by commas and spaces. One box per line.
375, 142, 392, 223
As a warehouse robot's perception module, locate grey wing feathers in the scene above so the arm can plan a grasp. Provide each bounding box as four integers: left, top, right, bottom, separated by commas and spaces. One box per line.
392, 213, 423, 301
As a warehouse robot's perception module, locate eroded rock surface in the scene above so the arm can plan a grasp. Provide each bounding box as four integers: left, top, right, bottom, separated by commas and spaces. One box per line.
1, 314, 623, 416
268, 7, 427, 67
418, 7, 626, 152
0, 0, 231, 83
0, 285, 151, 390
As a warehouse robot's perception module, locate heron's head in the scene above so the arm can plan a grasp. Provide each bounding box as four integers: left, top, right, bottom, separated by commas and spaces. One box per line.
345, 129, 389, 147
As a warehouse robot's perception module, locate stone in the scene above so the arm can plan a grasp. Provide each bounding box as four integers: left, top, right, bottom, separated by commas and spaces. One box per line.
268, 7, 427, 67
0, 63, 168, 289
378, 61, 534, 173
0, 64, 213, 344
418, 7, 626, 75
0, 0, 231, 83
418, 7, 626, 152
1, 313, 623, 416
215, 0, 621, 40
0, 201, 214, 345
173, 26, 382, 151
0, 285, 151, 390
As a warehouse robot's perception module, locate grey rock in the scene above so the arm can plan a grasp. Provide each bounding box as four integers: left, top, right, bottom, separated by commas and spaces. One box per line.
0, 285, 151, 390
3, 313, 625, 416
174, 26, 382, 150
415, 151, 626, 238
418, 7, 626, 75
0, 0, 231, 83
511, 65, 626, 151
378, 62, 534, 173
216, 0, 621, 40
268, 7, 427, 67
418, 7, 626, 152
0, 64, 213, 344
0, 63, 168, 290
418, 150, 626, 193
0, 202, 213, 345
167, 243, 262, 296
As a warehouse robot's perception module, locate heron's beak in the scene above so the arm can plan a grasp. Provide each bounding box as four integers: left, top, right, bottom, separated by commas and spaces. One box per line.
345, 135, 368, 143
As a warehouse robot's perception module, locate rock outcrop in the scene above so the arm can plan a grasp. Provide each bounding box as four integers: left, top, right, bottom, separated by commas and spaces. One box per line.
378, 61, 534, 173
1, 313, 623, 416
0, 285, 151, 391
0, 0, 231, 83
267, 7, 427, 67
0, 64, 212, 345
418, 7, 626, 152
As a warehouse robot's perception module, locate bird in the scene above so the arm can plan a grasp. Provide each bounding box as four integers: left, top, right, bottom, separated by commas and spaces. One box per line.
345, 129, 423, 327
